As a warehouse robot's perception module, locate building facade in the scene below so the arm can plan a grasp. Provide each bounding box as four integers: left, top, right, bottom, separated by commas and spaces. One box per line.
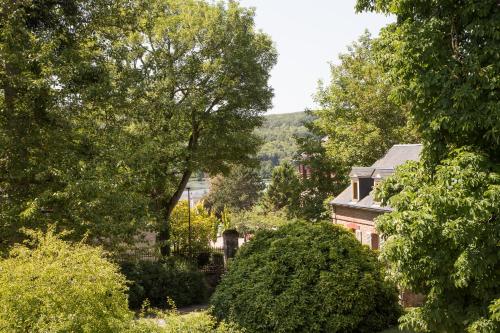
330, 144, 423, 249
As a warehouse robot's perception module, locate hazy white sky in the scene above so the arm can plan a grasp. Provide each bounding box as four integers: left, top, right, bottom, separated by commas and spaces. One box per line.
238, 0, 394, 114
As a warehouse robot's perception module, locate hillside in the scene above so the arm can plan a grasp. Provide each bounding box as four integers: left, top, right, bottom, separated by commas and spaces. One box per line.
255, 111, 314, 177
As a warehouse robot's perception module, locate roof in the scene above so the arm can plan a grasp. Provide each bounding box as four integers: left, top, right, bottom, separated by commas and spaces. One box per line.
349, 167, 374, 178
331, 144, 423, 212
371, 144, 423, 169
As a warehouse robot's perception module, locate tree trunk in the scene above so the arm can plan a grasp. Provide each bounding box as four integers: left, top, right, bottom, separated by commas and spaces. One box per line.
159, 129, 199, 256
159, 168, 192, 256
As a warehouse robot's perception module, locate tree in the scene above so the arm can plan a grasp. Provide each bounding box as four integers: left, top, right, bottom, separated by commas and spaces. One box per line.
375, 150, 500, 333
294, 112, 349, 221
211, 222, 401, 333
357, 1, 500, 331
0, 0, 276, 255
229, 204, 293, 238
356, 0, 499, 165
262, 161, 301, 216
0, 228, 132, 332
313, 31, 418, 169
204, 165, 265, 215
0, 0, 150, 251
122, 0, 277, 255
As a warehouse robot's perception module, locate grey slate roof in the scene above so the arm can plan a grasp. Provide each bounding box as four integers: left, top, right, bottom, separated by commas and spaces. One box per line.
371, 144, 423, 169
331, 144, 423, 212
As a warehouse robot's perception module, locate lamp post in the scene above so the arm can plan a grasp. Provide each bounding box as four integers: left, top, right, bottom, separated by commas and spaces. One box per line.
187, 187, 191, 257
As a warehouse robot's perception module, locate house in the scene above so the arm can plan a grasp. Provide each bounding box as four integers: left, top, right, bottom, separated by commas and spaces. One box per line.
330, 144, 423, 249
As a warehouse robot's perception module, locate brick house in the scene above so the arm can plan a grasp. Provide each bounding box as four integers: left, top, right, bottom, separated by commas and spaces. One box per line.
330, 144, 423, 249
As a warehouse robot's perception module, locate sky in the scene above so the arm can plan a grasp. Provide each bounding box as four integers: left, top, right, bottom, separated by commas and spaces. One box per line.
238, 0, 394, 114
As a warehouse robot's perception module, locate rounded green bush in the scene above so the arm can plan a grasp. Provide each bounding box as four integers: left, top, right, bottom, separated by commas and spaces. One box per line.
210, 221, 401, 333
0, 229, 132, 332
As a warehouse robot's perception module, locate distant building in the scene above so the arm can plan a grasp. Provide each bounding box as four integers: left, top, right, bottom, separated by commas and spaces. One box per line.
330, 144, 423, 249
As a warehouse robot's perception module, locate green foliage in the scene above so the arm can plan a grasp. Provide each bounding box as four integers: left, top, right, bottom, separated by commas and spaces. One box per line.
0, 0, 276, 254
357, 1, 500, 332
357, 0, 499, 164
170, 201, 218, 254
128, 310, 244, 333
211, 222, 401, 333
120, 258, 209, 310
204, 165, 265, 215
256, 112, 313, 177
0, 0, 150, 251
126, 0, 277, 250
375, 149, 500, 332
229, 205, 294, 237
262, 161, 301, 216
0, 228, 132, 332
314, 31, 418, 169
294, 112, 349, 220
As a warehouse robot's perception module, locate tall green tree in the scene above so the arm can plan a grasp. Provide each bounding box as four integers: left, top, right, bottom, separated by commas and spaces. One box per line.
314, 31, 418, 169
123, 0, 276, 255
357, 1, 500, 332
0, 0, 276, 254
0, 0, 149, 251
263, 161, 301, 216
294, 114, 348, 221
204, 165, 265, 216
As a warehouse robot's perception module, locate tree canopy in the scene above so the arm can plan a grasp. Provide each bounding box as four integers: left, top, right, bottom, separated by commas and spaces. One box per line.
313, 31, 418, 169
0, 0, 276, 253
262, 161, 301, 216
112, 0, 277, 254
0, 0, 150, 250
203, 165, 265, 216
357, 1, 500, 331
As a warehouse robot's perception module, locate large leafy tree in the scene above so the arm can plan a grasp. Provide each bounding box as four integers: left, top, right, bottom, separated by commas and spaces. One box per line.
314, 31, 418, 169
0, 0, 149, 250
204, 165, 265, 216
357, 1, 500, 332
0, 0, 275, 254
262, 161, 301, 216
294, 112, 349, 221
123, 0, 276, 255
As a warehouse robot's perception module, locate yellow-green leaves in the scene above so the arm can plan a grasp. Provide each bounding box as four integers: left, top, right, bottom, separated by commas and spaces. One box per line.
0, 228, 132, 332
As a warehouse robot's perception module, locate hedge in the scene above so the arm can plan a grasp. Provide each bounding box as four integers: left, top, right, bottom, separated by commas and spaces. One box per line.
211, 221, 401, 332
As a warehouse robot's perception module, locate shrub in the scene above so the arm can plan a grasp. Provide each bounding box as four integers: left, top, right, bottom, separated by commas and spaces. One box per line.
120, 258, 209, 309
0, 228, 132, 332
170, 201, 218, 254
211, 221, 401, 333
128, 309, 244, 333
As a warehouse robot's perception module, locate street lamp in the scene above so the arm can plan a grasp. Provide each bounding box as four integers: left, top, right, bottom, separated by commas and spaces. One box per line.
187, 186, 192, 257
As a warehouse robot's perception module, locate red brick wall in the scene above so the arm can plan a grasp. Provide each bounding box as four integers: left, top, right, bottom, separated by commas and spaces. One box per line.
332, 206, 383, 249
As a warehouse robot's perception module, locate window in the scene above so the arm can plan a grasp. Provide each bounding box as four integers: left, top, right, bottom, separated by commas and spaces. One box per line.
352, 181, 358, 200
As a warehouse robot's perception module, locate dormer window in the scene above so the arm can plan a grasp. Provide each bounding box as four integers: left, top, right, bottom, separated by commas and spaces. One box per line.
352, 180, 359, 201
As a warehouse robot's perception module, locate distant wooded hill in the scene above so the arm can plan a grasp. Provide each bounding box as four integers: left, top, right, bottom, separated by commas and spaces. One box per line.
255, 111, 314, 177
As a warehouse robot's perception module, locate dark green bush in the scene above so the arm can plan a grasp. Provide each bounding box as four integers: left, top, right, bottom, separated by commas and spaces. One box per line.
120, 258, 209, 309
210, 221, 401, 333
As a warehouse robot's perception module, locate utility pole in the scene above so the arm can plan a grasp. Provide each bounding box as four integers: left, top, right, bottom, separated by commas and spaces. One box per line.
187, 187, 192, 257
